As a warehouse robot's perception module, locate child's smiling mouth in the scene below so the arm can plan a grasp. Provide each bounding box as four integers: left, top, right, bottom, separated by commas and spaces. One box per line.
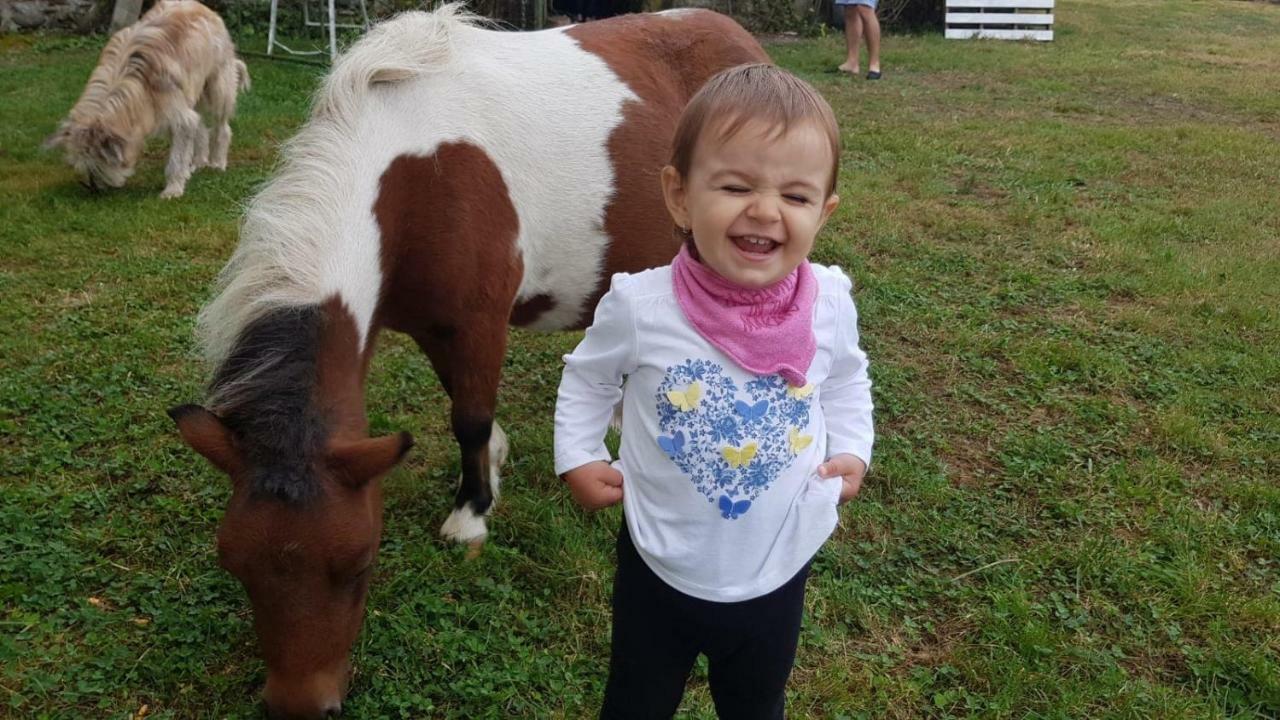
730, 234, 781, 256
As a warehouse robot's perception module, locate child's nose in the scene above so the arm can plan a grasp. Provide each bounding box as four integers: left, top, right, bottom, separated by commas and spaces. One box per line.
746, 194, 781, 223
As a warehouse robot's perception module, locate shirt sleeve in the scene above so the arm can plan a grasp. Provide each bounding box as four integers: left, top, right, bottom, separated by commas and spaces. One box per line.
821, 275, 875, 469
554, 274, 639, 475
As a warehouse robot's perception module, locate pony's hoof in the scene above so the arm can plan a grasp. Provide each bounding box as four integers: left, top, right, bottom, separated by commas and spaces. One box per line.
440, 504, 488, 544
159, 186, 185, 199
465, 539, 485, 560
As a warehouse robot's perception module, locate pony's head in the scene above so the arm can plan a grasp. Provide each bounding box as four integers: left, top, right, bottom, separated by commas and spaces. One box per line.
170, 404, 411, 719
170, 299, 410, 718
44, 119, 142, 192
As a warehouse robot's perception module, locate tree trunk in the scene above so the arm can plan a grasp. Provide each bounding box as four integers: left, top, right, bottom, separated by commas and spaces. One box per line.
109, 0, 143, 31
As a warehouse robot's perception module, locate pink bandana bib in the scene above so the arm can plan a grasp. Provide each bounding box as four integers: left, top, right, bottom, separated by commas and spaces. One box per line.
671, 244, 817, 387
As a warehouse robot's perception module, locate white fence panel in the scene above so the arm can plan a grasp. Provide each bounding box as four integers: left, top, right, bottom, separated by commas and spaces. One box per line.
950, 0, 1053, 7
946, 0, 1054, 41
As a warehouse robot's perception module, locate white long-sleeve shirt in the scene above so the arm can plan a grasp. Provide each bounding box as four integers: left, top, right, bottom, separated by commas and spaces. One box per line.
554, 264, 874, 602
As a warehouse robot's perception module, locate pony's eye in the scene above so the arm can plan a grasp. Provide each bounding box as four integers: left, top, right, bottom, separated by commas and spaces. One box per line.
345, 564, 373, 590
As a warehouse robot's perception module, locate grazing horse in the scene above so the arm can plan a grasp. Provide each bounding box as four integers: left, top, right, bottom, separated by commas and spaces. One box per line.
169, 5, 768, 718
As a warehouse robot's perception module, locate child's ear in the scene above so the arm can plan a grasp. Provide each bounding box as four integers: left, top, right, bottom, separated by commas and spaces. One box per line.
820, 193, 840, 226
660, 165, 691, 230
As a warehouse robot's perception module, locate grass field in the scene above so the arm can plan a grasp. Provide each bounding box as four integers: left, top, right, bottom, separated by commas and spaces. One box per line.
2, 0, 1278, 717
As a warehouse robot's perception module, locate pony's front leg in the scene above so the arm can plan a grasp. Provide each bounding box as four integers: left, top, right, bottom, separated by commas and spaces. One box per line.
439, 416, 509, 546
415, 318, 512, 548
160, 106, 201, 199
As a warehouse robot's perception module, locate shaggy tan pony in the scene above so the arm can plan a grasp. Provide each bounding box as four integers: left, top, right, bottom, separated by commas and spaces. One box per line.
45, 1, 249, 198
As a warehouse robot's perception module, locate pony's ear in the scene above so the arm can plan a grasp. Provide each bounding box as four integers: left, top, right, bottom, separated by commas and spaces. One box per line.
91, 126, 126, 166
42, 123, 70, 150
327, 433, 414, 488
103, 134, 125, 166
168, 404, 243, 476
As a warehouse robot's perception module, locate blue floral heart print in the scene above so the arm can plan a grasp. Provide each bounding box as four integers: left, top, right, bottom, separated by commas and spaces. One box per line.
654, 359, 815, 519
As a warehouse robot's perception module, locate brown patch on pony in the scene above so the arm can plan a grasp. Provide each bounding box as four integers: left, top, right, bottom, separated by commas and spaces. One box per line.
373, 144, 521, 335
566, 11, 770, 322
509, 293, 556, 327
314, 296, 377, 442
372, 143, 520, 519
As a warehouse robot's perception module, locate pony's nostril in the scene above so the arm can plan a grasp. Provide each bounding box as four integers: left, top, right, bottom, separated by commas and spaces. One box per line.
259, 699, 340, 719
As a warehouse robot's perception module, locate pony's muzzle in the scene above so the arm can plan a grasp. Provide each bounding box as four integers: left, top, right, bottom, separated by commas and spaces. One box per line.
261, 700, 342, 720
262, 662, 350, 720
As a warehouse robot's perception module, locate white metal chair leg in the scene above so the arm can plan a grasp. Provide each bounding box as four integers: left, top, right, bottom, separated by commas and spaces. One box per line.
328, 0, 337, 61
267, 0, 278, 55
267, 0, 372, 62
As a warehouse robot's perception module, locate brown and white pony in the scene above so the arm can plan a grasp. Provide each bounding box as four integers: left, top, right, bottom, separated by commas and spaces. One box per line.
169, 5, 767, 718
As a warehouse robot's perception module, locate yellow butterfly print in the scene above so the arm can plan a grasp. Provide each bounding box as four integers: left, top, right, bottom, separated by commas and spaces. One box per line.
666, 381, 702, 412
722, 442, 758, 469
788, 427, 814, 454
786, 383, 815, 400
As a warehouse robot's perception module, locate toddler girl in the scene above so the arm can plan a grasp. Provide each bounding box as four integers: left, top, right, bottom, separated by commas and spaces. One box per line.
554, 63, 874, 719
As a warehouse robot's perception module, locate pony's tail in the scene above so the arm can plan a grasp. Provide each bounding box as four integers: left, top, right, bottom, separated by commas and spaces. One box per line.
234, 58, 251, 92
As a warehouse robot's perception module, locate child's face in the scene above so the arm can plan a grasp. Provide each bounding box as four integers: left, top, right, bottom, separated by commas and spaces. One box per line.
662, 119, 839, 289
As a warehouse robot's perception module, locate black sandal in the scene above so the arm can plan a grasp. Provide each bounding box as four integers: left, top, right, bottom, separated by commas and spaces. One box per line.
866, 70, 882, 80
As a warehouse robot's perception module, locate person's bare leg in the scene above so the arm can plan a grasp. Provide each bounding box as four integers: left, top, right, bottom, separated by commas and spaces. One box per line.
839, 6, 863, 74
859, 5, 882, 75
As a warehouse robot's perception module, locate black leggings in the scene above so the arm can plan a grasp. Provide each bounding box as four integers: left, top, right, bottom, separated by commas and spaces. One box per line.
600, 525, 811, 720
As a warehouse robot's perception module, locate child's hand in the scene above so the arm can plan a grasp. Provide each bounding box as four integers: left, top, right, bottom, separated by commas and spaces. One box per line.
818, 454, 867, 505
562, 461, 624, 511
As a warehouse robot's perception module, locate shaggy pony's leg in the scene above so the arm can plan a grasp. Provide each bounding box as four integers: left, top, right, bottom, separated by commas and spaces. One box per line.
209, 123, 231, 171
193, 124, 210, 170
203, 61, 241, 171
160, 104, 201, 198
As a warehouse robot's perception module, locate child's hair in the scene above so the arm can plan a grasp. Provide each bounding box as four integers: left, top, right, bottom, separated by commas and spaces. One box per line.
669, 63, 841, 197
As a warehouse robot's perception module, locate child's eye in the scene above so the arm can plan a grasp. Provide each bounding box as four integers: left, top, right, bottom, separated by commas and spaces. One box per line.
784, 194, 811, 205
721, 185, 750, 194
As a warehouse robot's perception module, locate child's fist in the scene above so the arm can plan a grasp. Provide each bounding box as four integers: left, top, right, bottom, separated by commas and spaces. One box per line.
817, 454, 867, 505
562, 461, 624, 511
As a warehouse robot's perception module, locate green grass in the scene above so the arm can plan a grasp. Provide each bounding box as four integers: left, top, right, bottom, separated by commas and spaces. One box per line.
2, 0, 1278, 716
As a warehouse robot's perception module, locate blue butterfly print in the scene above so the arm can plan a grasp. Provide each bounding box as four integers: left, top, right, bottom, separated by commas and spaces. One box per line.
734, 399, 769, 423
656, 359, 814, 517
718, 494, 752, 520
657, 430, 686, 459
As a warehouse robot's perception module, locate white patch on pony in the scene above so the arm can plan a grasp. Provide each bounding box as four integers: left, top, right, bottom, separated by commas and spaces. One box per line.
363, 20, 635, 332
198, 5, 480, 366
489, 421, 509, 482
440, 503, 488, 543
483, 29, 637, 330
655, 7, 702, 18
198, 5, 634, 370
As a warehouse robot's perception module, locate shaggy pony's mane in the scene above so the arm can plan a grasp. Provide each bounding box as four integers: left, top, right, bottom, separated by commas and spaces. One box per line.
63, 7, 183, 132
198, 4, 483, 412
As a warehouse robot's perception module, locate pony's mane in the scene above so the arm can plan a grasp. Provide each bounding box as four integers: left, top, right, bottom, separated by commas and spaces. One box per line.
66, 12, 180, 131
197, 3, 484, 370
208, 305, 327, 503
